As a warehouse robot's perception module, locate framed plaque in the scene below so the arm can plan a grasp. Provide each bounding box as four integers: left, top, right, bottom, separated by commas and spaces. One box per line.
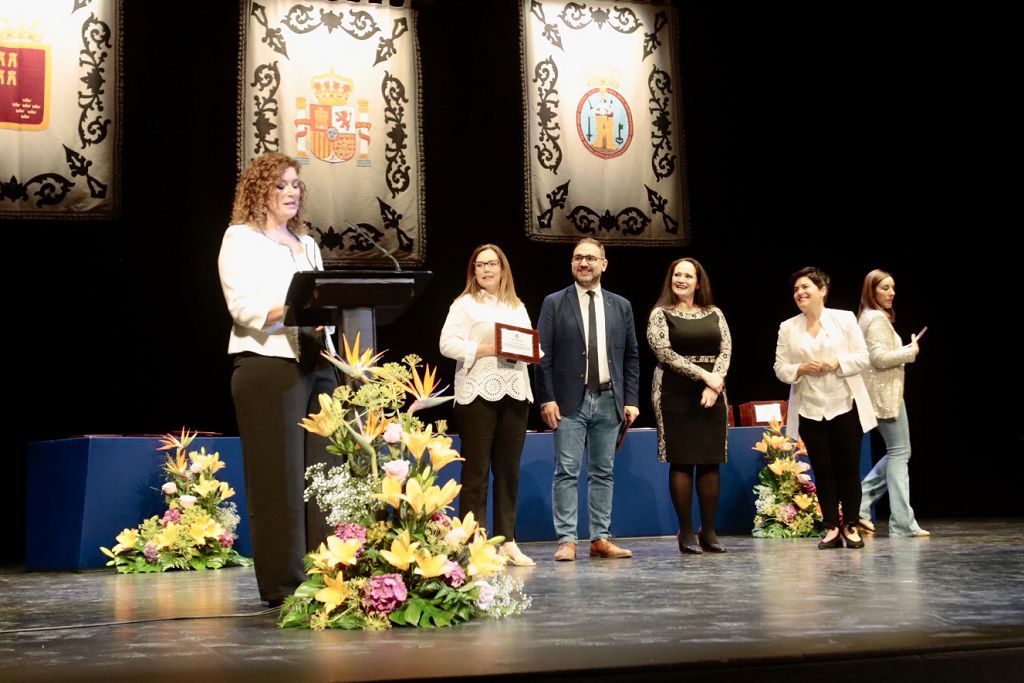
495, 323, 540, 364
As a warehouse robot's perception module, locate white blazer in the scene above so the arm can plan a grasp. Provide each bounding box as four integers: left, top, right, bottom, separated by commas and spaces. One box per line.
774, 308, 877, 438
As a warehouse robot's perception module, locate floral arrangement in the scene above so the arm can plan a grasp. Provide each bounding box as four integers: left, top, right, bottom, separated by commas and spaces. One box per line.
278, 335, 531, 630
751, 419, 824, 538
100, 430, 252, 572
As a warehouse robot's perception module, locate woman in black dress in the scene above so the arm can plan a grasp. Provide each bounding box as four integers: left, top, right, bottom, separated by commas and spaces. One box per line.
647, 258, 731, 554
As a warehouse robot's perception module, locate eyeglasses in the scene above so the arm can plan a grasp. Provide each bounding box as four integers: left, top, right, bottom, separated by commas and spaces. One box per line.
571, 254, 602, 264
474, 260, 500, 270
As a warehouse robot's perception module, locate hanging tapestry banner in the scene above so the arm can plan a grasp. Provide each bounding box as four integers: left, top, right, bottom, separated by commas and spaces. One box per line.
0, 0, 121, 219
521, 0, 689, 246
239, 0, 425, 266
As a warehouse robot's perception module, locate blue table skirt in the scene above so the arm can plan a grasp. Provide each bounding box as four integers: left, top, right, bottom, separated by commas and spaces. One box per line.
27, 429, 869, 569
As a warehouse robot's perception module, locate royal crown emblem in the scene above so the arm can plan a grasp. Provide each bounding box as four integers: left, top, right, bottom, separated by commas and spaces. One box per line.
294, 67, 371, 165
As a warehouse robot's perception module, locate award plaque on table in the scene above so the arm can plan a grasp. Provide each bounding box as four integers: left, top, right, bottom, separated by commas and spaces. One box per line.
495, 323, 540, 364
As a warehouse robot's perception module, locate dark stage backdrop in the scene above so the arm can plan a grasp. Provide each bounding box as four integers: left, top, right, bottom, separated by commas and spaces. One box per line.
7, 2, 1015, 566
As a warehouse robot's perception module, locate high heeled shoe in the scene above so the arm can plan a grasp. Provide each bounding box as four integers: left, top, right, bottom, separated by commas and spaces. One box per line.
676, 531, 703, 554
818, 528, 843, 549
697, 528, 727, 553
842, 525, 865, 549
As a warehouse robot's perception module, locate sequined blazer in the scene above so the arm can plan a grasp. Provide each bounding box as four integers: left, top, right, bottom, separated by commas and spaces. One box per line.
858, 309, 916, 420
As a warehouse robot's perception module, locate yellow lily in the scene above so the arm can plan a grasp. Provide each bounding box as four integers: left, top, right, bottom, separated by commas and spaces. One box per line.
315, 572, 352, 615
445, 511, 478, 547
767, 435, 790, 451
402, 426, 434, 461
794, 460, 811, 474
753, 439, 769, 454
403, 478, 461, 516
190, 448, 225, 474
189, 515, 224, 545
793, 493, 814, 510
427, 441, 464, 473
155, 523, 180, 550
299, 393, 346, 438
310, 536, 363, 572
112, 528, 138, 554
218, 481, 235, 501
767, 459, 788, 477
767, 417, 783, 435
192, 475, 220, 498
466, 533, 505, 578
413, 550, 449, 578
403, 363, 453, 414
374, 474, 405, 508
379, 530, 419, 571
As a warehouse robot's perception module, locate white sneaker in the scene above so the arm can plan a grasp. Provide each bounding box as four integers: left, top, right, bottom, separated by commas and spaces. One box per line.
499, 541, 535, 566
909, 528, 931, 537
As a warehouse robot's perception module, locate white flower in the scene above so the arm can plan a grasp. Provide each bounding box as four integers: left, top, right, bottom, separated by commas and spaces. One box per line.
161, 482, 178, 495
444, 527, 469, 546
382, 459, 409, 480
383, 423, 403, 444
179, 495, 197, 509
190, 461, 203, 474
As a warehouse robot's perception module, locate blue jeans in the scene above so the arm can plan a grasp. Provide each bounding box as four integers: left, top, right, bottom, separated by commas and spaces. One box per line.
552, 389, 621, 543
859, 400, 924, 535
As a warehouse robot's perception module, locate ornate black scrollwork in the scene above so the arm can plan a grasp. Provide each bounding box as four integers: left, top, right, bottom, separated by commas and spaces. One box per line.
533, 57, 562, 174
382, 72, 410, 198
77, 13, 112, 149
537, 180, 570, 230
0, 173, 74, 207
282, 5, 381, 40
315, 197, 412, 257
530, 0, 563, 50
559, 3, 641, 34
648, 65, 675, 181
73, 0, 93, 12
374, 17, 409, 66
251, 62, 281, 154
643, 11, 668, 60
252, 3, 288, 58
64, 145, 107, 199
567, 204, 650, 235
645, 185, 678, 235
377, 196, 413, 251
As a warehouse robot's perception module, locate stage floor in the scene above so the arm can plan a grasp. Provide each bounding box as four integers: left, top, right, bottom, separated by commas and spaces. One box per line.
2, 519, 1022, 682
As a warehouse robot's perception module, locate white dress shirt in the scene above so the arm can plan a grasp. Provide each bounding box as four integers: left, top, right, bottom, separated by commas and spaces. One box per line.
575, 283, 611, 384
439, 292, 534, 405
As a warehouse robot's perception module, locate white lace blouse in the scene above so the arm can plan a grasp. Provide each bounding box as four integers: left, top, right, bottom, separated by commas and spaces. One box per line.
439, 292, 534, 405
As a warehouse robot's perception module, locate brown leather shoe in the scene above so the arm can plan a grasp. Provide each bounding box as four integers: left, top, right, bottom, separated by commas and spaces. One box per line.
589, 538, 632, 558
554, 541, 576, 561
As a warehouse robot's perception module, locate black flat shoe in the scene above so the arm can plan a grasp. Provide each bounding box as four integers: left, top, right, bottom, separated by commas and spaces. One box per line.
818, 530, 843, 549
842, 526, 865, 549
698, 528, 727, 553
677, 531, 703, 554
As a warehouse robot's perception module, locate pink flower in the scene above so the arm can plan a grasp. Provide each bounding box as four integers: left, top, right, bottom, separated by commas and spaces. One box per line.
432, 513, 451, 527
383, 423, 403, 444
361, 573, 408, 615
801, 480, 817, 494
382, 459, 409, 480
219, 531, 234, 548
778, 503, 797, 524
161, 482, 178, 495
334, 523, 367, 544
143, 542, 158, 562
476, 581, 495, 610
161, 508, 182, 526
442, 560, 466, 587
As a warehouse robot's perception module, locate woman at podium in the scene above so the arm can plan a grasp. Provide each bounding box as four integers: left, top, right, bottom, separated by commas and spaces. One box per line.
217, 153, 337, 605
439, 244, 536, 566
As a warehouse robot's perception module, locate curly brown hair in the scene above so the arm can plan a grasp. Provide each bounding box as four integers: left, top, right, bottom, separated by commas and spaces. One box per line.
230, 153, 307, 233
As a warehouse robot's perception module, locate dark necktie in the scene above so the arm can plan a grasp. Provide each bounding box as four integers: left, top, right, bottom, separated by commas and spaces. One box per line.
587, 291, 600, 391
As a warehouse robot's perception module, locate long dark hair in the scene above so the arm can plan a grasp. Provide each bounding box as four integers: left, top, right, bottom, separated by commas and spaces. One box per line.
653, 258, 714, 311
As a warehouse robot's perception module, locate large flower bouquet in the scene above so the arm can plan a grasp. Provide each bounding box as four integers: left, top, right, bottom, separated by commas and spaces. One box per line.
100, 430, 252, 572
278, 335, 531, 630
751, 419, 824, 538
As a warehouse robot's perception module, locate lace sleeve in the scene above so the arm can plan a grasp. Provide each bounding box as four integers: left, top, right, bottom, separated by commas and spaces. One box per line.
646, 308, 706, 382
711, 307, 732, 376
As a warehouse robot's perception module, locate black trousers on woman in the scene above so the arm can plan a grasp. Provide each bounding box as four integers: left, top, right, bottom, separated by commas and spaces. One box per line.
231, 352, 336, 604
454, 396, 529, 540
799, 404, 863, 530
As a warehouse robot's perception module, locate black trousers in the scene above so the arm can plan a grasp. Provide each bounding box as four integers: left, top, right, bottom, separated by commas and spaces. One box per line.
230, 353, 336, 603
799, 404, 863, 529
454, 396, 529, 540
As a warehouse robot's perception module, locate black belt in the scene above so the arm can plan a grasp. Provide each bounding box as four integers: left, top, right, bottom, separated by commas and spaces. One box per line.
588, 381, 613, 393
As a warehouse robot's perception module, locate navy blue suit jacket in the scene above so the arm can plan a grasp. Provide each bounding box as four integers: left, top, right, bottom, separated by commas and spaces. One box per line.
536, 285, 640, 419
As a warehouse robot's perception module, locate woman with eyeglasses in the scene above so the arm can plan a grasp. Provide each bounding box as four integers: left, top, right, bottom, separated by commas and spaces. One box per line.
439, 244, 536, 566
